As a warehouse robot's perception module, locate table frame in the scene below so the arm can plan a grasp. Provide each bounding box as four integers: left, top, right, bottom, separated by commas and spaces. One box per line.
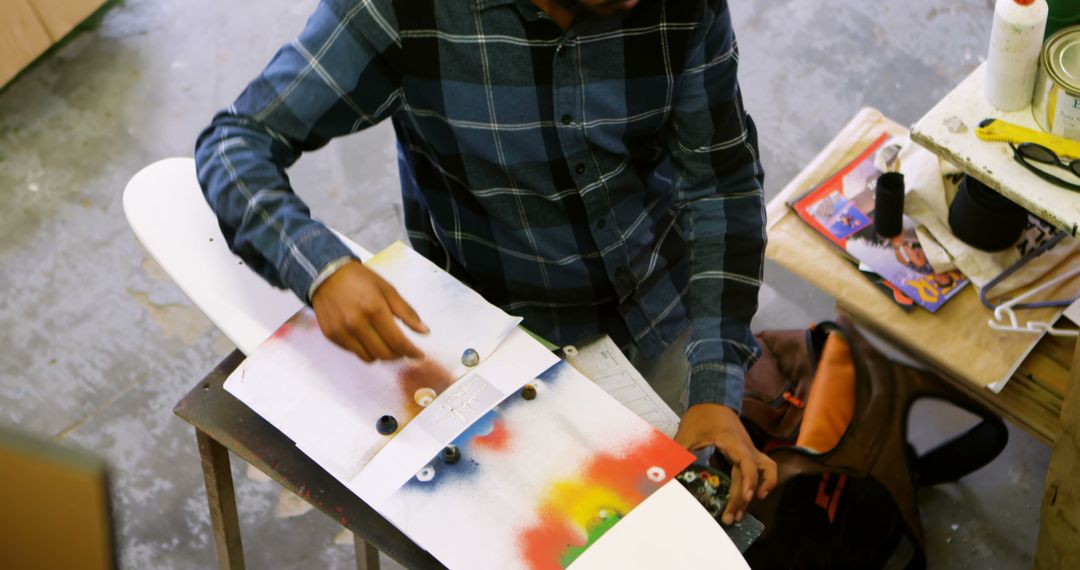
174, 350, 444, 570
909, 64, 1080, 568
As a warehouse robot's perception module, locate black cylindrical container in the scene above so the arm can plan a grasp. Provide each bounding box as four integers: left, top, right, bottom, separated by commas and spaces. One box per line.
874, 172, 905, 237
948, 175, 1027, 252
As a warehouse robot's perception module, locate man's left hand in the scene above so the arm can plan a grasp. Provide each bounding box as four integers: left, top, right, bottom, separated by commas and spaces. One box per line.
674, 403, 777, 525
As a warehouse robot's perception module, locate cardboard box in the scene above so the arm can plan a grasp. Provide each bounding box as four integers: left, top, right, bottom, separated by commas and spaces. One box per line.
0, 0, 108, 88
31, 0, 109, 41
0, 0, 54, 88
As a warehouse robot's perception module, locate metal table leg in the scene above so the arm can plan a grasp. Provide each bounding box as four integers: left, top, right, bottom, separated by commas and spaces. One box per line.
353, 534, 381, 570
196, 428, 245, 570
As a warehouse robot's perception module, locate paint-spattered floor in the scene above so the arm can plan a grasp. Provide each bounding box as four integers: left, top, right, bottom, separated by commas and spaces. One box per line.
0, 1, 1049, 568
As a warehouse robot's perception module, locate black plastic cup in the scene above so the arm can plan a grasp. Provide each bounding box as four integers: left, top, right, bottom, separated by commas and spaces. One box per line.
948, 175, 1026, 252
874, 172, 905, 237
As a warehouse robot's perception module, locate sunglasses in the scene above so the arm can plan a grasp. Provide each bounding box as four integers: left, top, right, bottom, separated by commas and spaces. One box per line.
1010, 142, 1080, 192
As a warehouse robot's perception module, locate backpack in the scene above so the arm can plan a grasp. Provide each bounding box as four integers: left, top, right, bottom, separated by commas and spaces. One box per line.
737, 321, 1008, 569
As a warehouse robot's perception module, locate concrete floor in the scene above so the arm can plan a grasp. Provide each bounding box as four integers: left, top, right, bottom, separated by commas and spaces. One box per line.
0, 0, 1049, 568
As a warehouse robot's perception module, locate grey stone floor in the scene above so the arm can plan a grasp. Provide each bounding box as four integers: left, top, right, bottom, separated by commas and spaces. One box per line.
0, 0, 1048, 568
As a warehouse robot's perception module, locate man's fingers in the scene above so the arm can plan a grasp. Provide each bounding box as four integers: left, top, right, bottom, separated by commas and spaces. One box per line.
758, 453, 778, 498
737, 455, 759, 521
329, 326, 375, 363
317, 316, 374, 363
353, 320, 396, 360
371, 309, 424, 359
341, 334, 375, 363
672, 428, 698, 450
383, 284, 429, 334
723, 463, 744, 526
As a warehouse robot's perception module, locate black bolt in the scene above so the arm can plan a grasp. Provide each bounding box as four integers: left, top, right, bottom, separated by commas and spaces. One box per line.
441, 445, 461, 464
521, 384, 537, 400
376, 415, 398, 435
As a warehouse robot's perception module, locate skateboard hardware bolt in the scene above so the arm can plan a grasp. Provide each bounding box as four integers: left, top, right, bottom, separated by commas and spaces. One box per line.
521, 384, 537, 400
414, 387, 436, 407
376, 415, 398, 435
461, 348, 480, 367
441, 445, 461, 464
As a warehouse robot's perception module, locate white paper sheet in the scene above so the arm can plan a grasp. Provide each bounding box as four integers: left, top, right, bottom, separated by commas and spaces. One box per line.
224, 243, 522, 480
224, 242, 745, 569
340, 327, 559, 507
367, 360, 696, 570
561, 336, 682, 438
364, 242, 522, 378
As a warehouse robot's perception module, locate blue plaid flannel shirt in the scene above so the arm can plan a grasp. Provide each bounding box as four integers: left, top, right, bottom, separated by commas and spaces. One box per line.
195, 0, 765, 411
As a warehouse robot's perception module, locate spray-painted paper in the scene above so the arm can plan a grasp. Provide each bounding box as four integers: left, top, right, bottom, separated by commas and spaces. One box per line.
223, 241, 699, 569
375, 360, 695, 570
336, 326, 560, 505
224, 242, 522, 480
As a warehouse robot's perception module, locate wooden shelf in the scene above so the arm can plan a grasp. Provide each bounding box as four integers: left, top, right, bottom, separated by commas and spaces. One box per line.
766, 107, 1071, 446
910, 62, 1080, 236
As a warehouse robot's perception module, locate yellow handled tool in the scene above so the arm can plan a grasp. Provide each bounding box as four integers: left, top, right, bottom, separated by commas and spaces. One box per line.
976, 118, 1080, 159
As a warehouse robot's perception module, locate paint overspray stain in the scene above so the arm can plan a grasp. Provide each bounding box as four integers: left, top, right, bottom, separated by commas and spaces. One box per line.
271, 310, 319, 342
402, 410, 503, 488
472, 418, 510, 451
517, 431, 690, 569
397, 358, 455, 417
520, 510, 580, 570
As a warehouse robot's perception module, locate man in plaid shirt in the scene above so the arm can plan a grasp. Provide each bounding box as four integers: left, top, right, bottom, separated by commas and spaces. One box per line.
196, 0, 776, 523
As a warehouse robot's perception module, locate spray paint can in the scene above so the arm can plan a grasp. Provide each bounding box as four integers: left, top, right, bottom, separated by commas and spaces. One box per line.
985, 0, 1049, 111
1032, 26, 1080, 141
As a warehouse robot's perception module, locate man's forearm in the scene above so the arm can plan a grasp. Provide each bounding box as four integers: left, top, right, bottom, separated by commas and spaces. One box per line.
682, 159, 765, 412
193, 0, 402, 303
665, 0, 765, 412
195, 114, 354, 302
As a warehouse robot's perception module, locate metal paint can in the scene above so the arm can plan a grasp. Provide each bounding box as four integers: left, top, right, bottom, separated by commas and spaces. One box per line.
1032, 26, 1080, 141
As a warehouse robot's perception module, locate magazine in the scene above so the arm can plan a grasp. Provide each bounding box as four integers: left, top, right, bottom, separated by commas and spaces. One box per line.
855, 261, 916, 313
791, 133, 968, 313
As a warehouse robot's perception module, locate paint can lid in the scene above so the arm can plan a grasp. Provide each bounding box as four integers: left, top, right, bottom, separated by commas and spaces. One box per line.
1043, 26, 1080, 94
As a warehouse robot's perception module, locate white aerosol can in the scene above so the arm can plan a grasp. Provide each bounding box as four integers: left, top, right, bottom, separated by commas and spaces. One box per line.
985, 0, 1048, 111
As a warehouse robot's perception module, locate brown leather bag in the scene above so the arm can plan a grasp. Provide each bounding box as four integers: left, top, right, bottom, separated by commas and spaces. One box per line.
738, 321, 1008, 569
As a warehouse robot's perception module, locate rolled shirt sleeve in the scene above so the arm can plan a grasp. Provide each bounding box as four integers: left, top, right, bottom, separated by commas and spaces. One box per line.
665, 0, 765, 412
194, 0, 402, 302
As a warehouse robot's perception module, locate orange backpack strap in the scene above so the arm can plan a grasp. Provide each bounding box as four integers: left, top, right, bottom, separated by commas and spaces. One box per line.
795, 334, 856, 454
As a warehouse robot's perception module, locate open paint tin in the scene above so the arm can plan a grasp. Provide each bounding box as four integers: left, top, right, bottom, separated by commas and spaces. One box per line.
1033, 26, 1080, 141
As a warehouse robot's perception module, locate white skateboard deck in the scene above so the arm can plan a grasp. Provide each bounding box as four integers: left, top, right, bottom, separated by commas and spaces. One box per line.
123, 158, 370, 354
122, 158, 747, 569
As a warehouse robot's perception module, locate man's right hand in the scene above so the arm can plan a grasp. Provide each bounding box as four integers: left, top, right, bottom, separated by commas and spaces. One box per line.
310, 260, 429, 362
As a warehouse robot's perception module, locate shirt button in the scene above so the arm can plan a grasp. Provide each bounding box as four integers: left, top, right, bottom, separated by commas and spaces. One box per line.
561, 114, 573, 125
556, 44, 566, 56
574, 163, 586, 174
596, 219, 607, 230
